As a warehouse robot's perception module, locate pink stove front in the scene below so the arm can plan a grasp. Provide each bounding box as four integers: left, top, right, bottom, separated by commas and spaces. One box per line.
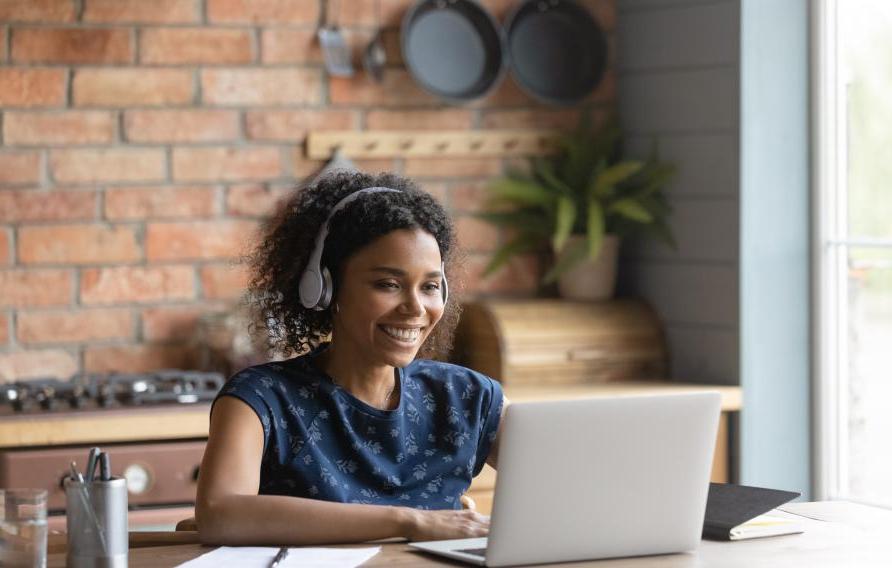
0, 439, 206, 531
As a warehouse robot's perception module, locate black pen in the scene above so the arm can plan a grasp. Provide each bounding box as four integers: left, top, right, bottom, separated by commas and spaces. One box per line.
99, 452, 111, 481
269, 546, 289, 567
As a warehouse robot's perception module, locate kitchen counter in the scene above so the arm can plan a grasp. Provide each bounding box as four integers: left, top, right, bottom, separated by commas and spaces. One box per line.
0, 381, 740, 449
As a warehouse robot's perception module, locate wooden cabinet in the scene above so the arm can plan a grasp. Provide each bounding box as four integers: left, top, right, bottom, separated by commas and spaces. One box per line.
464, 382, 741, 515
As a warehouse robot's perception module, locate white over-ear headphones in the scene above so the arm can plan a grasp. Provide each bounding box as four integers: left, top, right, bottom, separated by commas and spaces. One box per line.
298, 186, 449, 311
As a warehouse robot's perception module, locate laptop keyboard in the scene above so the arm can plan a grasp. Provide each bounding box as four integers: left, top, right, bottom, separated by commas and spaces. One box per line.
457, 548, 487, 557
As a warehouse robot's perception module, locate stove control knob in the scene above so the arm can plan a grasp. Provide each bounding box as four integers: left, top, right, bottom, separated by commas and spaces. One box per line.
123, 463, 152, 495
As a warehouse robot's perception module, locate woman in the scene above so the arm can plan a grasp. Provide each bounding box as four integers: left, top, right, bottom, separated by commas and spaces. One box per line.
196, 171, 506, 545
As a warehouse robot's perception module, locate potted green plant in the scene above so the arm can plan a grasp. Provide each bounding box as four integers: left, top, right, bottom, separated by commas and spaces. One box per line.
480, 116, 676, 300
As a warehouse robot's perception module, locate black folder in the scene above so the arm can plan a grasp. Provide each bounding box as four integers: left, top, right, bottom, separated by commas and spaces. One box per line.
702, 483, 801, 541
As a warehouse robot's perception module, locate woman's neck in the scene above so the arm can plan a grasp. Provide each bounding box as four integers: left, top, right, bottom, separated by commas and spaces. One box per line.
315, 343, 398, 409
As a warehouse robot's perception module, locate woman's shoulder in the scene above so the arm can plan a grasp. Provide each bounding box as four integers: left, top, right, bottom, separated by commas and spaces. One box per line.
222, 354, 322, 398
405, 359, 499, 390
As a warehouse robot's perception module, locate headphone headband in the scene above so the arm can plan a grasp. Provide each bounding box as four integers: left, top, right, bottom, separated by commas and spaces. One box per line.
298, 187, 449, 311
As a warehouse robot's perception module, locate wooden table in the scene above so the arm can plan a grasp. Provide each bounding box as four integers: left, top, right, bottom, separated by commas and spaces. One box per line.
47, 501, 892, 567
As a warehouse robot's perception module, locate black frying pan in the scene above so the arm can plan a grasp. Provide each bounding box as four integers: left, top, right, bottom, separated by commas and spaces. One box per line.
401, 0, 506, 103
505, 0, 608, 105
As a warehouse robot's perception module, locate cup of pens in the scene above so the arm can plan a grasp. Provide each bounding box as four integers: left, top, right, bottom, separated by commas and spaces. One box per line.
64, 448, 128, 568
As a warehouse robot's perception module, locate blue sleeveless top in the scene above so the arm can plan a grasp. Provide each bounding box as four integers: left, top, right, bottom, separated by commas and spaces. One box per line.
215, 348, 504, 510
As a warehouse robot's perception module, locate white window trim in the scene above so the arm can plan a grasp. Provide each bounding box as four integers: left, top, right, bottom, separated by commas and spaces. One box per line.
812, 0, 844, 502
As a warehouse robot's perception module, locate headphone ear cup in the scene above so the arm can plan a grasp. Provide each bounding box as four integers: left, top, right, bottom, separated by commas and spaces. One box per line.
299, 267, 323, 310
318, 265, 334, 310
441, 267, 449, 305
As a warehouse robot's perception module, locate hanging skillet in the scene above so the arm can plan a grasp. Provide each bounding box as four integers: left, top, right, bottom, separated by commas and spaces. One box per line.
505, 0, 608, 105
401, 0, 506, 103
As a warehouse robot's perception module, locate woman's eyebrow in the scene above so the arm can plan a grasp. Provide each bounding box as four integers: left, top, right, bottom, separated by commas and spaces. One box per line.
369, 266, 443, 278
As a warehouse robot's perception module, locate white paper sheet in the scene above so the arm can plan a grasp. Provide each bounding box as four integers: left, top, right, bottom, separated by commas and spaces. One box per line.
174, 545, 381, 567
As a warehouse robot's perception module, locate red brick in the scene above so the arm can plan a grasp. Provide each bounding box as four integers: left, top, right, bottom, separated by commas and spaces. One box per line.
11, 28, 132, 64
588, 69, 617, 104
366, 109, 475, 131
0, 28, 6, 60
4, 111, 116, 145
84, 343, 195, 373
50, 148, 166, 184
142, 305, 220, 342
260, 29, 321, 64
226, 184, 291, 217
125, 110, 239, 143
0, 152, 41, 184
140, 27, 253, 65
478, 0, 516, 20
0, 230, 9, 265
481, 109, 583, 130
464, 253, 539, 296
420, 182, 449, 205
207, 0, 318, 24
291, 157, 400, 179
0, 0, 75, 23
0, 349, 78, 380
199, 263, 249, 300
449, 182, 490, 213
18, 224, 141, 265
0, 68, 66, 107
456, 216, 500, 253
83, 0, 199, 23
472, 79, 534, 108
80, 265, 195, 305
146, 220, 259, 261
0, 269, 72, 307
0, 190, 95, 222
172, 146, 281, 182
579, 0, 616, 30
0, 313, 8, 345
245, 109, 354, 141
73, 69, 194, 107
105, 185, 217, 220
379, 0, 413, 26
404, 157, 503, 179
17, 308, 133, 345
330, 70, 434, 107
202, 68, 321, 106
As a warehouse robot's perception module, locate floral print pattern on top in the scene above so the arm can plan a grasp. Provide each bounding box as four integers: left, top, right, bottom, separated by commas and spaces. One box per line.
214, 348, 504, 510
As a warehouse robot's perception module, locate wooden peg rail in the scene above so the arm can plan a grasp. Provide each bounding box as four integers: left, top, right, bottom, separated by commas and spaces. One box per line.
306, 129, 561, 159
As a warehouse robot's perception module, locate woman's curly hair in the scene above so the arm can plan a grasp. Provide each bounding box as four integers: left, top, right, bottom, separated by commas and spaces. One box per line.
246, 170, 463, 360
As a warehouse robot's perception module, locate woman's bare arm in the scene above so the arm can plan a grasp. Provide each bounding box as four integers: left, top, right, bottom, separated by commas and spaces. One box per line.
485, 397, 510, 470
196, 396, 488, 545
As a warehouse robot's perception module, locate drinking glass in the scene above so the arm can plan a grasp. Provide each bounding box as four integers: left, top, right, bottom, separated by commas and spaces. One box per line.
0, 489, 48, 568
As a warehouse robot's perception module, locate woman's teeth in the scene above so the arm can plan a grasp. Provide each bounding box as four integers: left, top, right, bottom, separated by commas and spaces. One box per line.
382, 326, 421, 342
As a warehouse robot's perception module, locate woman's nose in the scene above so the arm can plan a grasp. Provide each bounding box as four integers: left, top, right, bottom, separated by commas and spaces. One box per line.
400, 290, 425, 315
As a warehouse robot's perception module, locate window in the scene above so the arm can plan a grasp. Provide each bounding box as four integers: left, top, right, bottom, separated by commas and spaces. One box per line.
815, 0, 892, 507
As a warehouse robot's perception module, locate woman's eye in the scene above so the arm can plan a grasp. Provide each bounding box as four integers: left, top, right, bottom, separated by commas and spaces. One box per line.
375, 281, 399, 290
423, 282, 441, 293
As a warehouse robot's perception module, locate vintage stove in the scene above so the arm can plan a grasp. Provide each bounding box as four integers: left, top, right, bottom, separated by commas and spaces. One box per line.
0, 370, 224, 530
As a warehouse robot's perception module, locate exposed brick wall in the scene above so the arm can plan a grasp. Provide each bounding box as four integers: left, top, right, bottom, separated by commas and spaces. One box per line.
0, 0, 615, 379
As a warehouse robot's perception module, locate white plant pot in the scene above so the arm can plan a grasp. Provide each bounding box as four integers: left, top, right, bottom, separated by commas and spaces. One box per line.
556, 234, 620, 301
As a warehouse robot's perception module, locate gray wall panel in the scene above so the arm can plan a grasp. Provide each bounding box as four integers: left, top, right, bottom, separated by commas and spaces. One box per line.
620, 67, 738, 133
666, 326, 739, 385
625, 198, 739, 262
619, 2, 738, 69
625, 133, 739, 197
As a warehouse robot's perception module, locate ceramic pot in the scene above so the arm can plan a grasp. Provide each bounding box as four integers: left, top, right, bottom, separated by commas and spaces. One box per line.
556, 234, 620, 301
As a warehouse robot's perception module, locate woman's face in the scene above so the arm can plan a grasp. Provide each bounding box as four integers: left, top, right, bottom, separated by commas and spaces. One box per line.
331, 228, 446, 369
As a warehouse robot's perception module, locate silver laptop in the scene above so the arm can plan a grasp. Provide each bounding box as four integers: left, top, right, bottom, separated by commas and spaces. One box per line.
409, 392, 721, 567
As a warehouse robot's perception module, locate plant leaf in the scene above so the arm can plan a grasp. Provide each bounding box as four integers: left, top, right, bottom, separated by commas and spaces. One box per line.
552, 196, 577, 252
476, 210, 551, 236
586, 199, 605, 259
533, 157, 574, 196
483, 233, 544, 276
487, 178, 553, 207
593, 161, 645, 198
609, 199, 653, 223
543, 237, 587, 284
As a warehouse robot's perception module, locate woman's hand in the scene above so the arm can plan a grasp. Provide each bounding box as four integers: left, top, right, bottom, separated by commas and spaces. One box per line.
400, 507, 490, 541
